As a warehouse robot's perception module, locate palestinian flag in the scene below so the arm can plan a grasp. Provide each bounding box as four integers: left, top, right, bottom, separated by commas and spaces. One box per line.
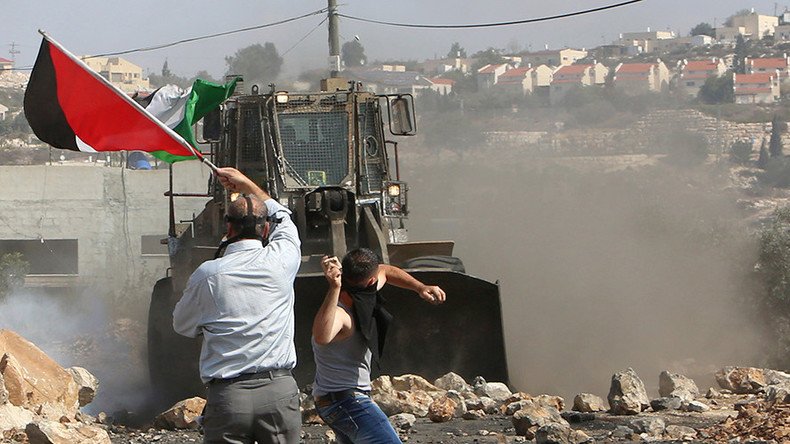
135, 78, 237, 163
24, 34, 235, 163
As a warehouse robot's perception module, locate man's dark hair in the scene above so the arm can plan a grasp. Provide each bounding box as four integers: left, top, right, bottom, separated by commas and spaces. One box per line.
342, 248, 381, 285
226, 195, 267, 239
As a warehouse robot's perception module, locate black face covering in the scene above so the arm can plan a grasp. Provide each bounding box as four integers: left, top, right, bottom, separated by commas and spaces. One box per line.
214, 196, 269, 259
344, 280, 393, 367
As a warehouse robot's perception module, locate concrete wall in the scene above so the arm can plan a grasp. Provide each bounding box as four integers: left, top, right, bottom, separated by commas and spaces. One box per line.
0, 162, 212, 293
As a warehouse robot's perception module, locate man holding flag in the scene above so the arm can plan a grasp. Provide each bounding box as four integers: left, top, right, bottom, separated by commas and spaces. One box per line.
174, 167, 302, 444
24, 33, 303, 442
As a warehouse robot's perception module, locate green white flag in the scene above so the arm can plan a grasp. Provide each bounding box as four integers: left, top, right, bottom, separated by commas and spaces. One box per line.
141, 77, 237, 163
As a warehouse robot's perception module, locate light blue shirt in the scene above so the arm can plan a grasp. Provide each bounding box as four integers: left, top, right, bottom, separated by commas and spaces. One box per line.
173, 198, 301, 383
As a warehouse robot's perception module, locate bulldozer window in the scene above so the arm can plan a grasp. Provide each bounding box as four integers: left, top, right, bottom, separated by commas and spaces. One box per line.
278, 112, 349, 186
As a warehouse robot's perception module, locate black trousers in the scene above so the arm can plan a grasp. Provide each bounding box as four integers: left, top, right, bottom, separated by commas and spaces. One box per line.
203, 373, 301, 444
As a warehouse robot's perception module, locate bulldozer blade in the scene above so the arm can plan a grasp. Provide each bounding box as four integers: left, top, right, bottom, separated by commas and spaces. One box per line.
293, 270, 508, 387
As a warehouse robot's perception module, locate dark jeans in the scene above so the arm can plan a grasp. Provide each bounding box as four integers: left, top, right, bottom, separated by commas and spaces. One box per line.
203, 373, 301, 444
316, 393, 401, 444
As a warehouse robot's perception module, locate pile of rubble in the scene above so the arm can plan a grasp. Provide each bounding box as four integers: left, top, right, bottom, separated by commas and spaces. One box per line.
4, 325, 790, 443
0, 329, 104, 443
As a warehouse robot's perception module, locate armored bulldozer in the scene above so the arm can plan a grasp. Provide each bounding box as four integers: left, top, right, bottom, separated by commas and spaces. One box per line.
148, 78, 507, 404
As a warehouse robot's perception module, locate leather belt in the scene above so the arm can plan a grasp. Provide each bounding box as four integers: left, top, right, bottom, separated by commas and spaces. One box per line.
314, 389, 369, 408
209, 368, 292, 385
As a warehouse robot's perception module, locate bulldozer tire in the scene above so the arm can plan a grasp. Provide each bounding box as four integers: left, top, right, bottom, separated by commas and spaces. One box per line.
147, 277, 204, 407
401, 255, 466, 273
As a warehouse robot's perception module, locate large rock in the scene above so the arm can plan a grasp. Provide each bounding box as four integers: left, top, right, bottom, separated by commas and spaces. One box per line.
154, 397, 206, 430
629, 417, 666, 437
373, 389, 433, 417
715, 367, 790, 394
650, 396, 682, 411
0, 403, 35, 434
607, 368, 649, 415
0, 330, 80, 420
371, 375, 393, 395
664, 425, 697, 441
474, 380, 512, 403
765, 382, 790, 403
388, 413, 416, 431
535, 422, 591, 444
25, 421, 111, 444
572, 393, 606, 413
66, 367, 99, 407
445, 390, 467, 417
512, 403, 567, 438
658, 371, 699, 402
433, 372, 470, 393
391, 374, 441, 393
465, 396, 497, 414
427, 396, 456, 423
533, 394, 565, 411
682, 400, 710, 412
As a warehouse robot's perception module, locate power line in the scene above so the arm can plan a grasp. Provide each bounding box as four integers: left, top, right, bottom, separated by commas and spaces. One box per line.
6, 8, 328, 71
338, 0, 644, 29
88, 8, 328, 58
281, 17, 329, 57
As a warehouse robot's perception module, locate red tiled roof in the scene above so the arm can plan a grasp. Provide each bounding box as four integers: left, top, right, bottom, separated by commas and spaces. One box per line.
617, 63, 654, 73
429, 77, 455, 85
735, 73, 774, 84
478, 64, 505, 74
555, 64, 592, 75
0, 57, 12, 64
750, 58, 788, 69
684, 60, 718, 71
499, 67, 531, 78
735, 87, 773, 94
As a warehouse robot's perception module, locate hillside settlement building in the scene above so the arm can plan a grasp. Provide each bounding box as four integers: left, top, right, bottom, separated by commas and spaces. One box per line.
733, 73, 780, 104
678, 58, 727, 97
612, 60, 669, 94
81, 56, 150, 93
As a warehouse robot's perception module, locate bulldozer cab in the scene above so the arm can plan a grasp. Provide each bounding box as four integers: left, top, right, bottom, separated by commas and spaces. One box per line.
201, 81, 413, 266
148, 79, 507, 405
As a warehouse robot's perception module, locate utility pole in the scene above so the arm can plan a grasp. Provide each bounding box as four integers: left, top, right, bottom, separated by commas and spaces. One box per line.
8, 42, 20, 62
328, 0, 340, 77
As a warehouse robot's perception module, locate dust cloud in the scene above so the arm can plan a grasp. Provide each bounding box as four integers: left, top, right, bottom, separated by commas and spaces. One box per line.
0, 289, 149, 415
404, 151, 765, 400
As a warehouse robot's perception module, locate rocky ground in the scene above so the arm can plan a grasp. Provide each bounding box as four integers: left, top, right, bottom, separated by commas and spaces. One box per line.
3, 326, 786, 444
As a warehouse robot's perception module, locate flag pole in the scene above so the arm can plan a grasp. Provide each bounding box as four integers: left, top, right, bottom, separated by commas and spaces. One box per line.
38, 30, 219, 174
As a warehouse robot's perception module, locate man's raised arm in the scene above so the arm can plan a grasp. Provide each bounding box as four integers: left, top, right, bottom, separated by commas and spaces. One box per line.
378, 264, 446, 304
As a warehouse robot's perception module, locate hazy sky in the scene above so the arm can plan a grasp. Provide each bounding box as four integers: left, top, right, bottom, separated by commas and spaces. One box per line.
2, 0, 783, 80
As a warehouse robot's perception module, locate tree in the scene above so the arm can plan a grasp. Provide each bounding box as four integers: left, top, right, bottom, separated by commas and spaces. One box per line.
756, 207, 790, 368
724, 9, 751, 27
471, 48, 506, 70
758, 137, 770, 168
225, 42, 283, 86
341, 40, 367, 67
189, 70, 219, 84
690, 22, 715, 38
733, 35, 750, 74
447, 42, 467, 59
729, 140, 753, 164
698, 72, 734, 104
0, 252, 28, 302
161, 60, 172, 79
770, 114, 786, 158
